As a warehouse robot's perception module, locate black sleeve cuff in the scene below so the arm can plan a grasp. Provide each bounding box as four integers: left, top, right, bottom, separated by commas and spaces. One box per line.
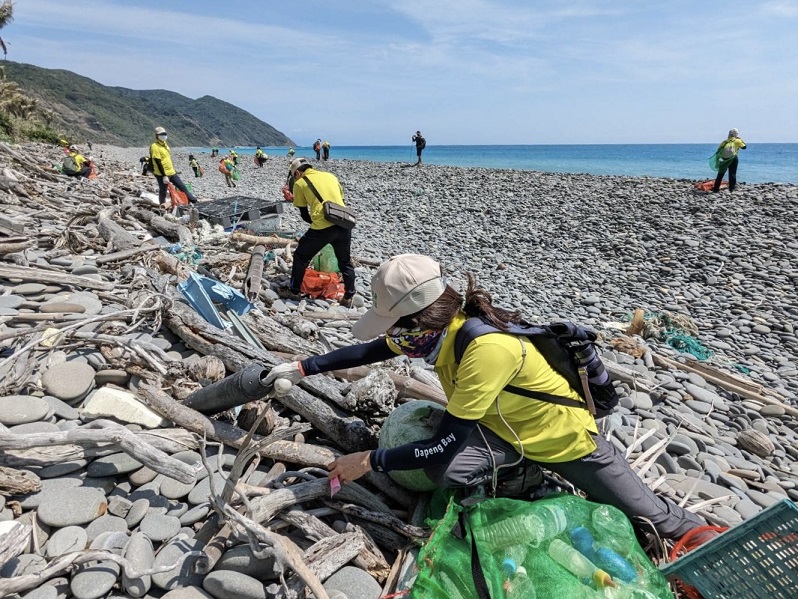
301, 338, 396, 375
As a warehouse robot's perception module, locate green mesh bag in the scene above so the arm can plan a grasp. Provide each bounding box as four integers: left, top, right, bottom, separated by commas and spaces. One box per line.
709, 151, 734, 173
311, 244, 340, 273
411, 494, 675, 599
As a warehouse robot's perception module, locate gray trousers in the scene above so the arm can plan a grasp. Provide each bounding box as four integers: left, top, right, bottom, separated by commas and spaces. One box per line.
423, 424, 705, 539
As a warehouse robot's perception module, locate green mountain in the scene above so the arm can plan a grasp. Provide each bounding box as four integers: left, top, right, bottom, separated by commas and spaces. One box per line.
2, 61, 294, 147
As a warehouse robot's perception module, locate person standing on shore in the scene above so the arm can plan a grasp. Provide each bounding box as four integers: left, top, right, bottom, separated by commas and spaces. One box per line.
255, 147, 267, 167
266, 253, 711, 543
277, 157, 356, 307
287, 147, 295, 158
230, 149, 239, 166
711, 128, 746, 193
322, 140, 330, 161
313, 139, 322, 160
189, 154, 202, 178
149, 126, 198, 205
412, 130, 426, 166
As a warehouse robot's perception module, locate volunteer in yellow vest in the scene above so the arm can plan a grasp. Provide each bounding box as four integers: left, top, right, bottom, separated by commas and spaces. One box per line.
149, 126, 197, 205
255, 146, 267, 167
266, 254, 708, 541
229, 149, 239, 165
277, 157, 356, 307
712, 128, 747, 193
64, 144, 92, 178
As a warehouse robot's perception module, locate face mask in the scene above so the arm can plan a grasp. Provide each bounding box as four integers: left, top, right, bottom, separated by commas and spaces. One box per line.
158, 134, 168, 141
387, 327, 444, 359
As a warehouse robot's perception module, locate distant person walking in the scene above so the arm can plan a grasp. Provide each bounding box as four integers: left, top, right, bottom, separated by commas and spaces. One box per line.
711, 128, 746, 193
229, 149, 239, 166
219, 155, 236, 188
278, 157, 357, 307
189, 154, 202, 178
313, 139, 322, 160
287, 147, 295, 158
86, 140, 93, 152
412, 130, 426, 165
255, 147, 268, 167
322, 140, 330, 161
211, 147, 219, 158
149, 126, 198, 204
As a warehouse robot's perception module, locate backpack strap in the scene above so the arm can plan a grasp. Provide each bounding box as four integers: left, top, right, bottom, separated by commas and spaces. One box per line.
454, 317, 589, 412
301, 175, 327, 205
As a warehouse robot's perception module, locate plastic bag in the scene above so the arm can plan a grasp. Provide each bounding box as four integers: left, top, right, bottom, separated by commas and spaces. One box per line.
311, 244, 339, 273
231, 168, 240, 181
300, 269, 345, 300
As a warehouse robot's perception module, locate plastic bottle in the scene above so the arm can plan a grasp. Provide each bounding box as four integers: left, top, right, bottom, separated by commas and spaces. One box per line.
569, 526, 598, 561
500, 544, 528, 578
591, 505, 635, 556
504, 566, 537, 598
548, 539, 616, 589
474, 509, 565, 551
594, 547, 637, 583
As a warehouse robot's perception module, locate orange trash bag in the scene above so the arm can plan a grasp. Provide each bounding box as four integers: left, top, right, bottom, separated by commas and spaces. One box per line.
300, 268, 345, 300
168, 183, 190, 207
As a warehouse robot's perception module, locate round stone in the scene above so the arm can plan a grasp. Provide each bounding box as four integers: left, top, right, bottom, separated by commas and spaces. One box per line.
86, 515, 129, 543
13, 283, 47, 295
72, 265, 99, 276
0, 295, 23, 309
37, 487, 107, 527
760, 404, 786, 417
212, 544, 279, 581
162, 588, 214, 599
94, 369, 131, 386
88, 453, 143, 477
139, 513, 180, 543
152, 537, 205, 590
0, 395, 50, 425
39, 302, 86, 314
41, 362, 96, 402
125, 498, 151, 528
202, 571, 266, 599
70, 561, 120, 599
45, 526, 88, 558
122, 532, 154, 598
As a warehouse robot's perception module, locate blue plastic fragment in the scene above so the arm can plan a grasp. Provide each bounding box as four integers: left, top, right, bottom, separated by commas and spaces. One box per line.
178, 272, 255, 329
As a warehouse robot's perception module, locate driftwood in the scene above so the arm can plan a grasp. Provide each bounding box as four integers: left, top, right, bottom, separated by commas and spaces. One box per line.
97, 207, 141, 251
0, 466, 41, 496
652, 353, 798, 418
0, 549, 198, 598
231, 230, 295, 247
95, 243, 159, 264
0, 264, 114, 291
0, 521, 31, 571
0, 239, 35, 255
127, 207, 194, 246
282, 533, 365, 598
0, 420, 196, 484
280, 507, 391, 580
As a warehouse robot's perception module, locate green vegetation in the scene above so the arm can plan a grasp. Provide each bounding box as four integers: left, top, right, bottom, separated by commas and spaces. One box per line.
1, 61, 294, 147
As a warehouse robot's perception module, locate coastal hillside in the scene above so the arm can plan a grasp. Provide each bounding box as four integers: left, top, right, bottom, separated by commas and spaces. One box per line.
2, 61, 294, 147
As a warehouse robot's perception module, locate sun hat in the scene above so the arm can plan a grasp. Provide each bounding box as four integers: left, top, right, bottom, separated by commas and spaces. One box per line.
154, 126, 166, 135
289, 157, 310, 175
729, 128, 739, 137
352, 254, 446, 340
68, 144, 77, 151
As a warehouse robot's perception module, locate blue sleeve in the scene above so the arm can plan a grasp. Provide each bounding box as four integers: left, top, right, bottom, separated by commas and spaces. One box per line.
369, 411, 478, 472
300, 338, 396, 375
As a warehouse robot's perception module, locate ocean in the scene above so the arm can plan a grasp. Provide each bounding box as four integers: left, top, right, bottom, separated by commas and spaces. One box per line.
193, 143, 798, 185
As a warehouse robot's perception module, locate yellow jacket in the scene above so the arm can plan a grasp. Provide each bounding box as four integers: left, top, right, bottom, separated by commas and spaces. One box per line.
292, 168, 346, 230
149, 140, 175, 176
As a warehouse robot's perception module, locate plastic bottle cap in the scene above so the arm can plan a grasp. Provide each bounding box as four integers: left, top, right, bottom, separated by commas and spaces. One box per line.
501, 558, 517, 578
593, 569, 616, 588
516, 566, 528, 578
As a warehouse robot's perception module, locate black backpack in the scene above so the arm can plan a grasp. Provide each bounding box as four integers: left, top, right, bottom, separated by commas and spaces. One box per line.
418, 136, 426, 149
453, 317, 619, 418
62, 154, 79, 175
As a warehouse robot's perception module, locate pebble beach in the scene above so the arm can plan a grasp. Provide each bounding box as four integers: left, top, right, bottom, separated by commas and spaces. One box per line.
1, 142, 797, 599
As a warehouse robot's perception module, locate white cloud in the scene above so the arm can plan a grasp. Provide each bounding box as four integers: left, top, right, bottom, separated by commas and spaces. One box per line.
761, 1, 798, 17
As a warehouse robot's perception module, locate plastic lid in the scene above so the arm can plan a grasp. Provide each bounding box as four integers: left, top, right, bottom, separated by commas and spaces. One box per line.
593, 569, 616, 588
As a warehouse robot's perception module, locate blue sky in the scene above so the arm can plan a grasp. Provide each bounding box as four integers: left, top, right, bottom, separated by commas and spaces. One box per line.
7, 0, 798, 145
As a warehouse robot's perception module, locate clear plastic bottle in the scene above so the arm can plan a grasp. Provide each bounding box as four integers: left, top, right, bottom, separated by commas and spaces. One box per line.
474, 508, 566, 551
500, 544, 528, 578
504, 566, 538, 598
548, 538, 616, 588
591, 505, 635, 557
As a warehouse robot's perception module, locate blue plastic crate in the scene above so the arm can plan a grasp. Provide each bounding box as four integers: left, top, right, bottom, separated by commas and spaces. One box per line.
660, 499, 798, 598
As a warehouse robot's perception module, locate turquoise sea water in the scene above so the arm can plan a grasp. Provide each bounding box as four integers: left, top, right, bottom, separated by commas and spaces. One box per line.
193, 143, 798, 184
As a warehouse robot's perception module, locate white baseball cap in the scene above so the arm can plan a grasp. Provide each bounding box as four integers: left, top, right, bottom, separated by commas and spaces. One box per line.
289, 157, 310, 175
352, 254, 446, 340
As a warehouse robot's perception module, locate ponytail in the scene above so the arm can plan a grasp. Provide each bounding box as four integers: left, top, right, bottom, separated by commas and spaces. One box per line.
463, 272, 521, 330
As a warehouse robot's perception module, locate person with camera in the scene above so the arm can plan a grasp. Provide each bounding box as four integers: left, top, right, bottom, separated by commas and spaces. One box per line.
148, 126, 198, 205
277, 157, 356, 307
412, 130, 426, 165
266, 253, 708, 541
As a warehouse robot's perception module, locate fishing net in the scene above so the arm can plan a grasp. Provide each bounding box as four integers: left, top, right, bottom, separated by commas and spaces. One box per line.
625, 311, 713, 361
410, 493, 674, 598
